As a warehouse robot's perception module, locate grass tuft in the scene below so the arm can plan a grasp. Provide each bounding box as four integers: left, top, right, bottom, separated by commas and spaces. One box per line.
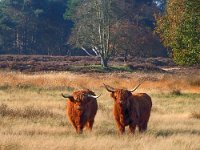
22, 106, 55, 119
188, 77, 200, 87
170, 89, 182, 96
156, 130, 173, 137
0, 104, 15, 117
0, 103, 58, 119
190, 111, 200, 119
0, 84, 12, 90
0, 143, 22, 150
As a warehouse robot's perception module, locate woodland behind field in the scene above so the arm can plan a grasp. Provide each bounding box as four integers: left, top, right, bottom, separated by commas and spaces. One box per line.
0, 0, 199, 66
0, 0, 167, 57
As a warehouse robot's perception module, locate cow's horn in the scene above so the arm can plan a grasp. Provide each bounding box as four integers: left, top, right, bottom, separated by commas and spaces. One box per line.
61, 93, 73, 99
103, 83, 116, 92
129, 83, 142, 92
86, 94, 101, 99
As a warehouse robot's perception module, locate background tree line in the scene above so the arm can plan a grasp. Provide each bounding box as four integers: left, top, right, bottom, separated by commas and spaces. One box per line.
0, 0, 72, 55
65, 0, 168, 67
0, 0, 166, 57
0, 0, 199, 66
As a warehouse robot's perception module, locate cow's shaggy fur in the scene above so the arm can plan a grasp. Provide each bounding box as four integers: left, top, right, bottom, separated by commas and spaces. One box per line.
105, 86, 152, 134
62, 90, 98, 134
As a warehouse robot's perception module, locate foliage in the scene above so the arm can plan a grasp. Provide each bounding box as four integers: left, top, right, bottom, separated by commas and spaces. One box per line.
65, 0, 167, 67
64, 0, 81, 19
64, 0, 119, 67
155, 0, 200, 65
0, 0, 71, 55
0, 0, 167, 57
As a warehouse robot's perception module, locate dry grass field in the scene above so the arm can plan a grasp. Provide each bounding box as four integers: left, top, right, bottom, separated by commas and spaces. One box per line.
0, 70, 200, 150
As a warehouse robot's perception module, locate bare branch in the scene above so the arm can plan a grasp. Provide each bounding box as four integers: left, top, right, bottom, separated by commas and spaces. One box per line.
92, 47, 99, 56
81, 47, 95, 56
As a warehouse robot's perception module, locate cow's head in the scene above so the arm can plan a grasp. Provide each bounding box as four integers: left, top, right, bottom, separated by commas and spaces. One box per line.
103, 83, 142, 108
61, 90, 100, 111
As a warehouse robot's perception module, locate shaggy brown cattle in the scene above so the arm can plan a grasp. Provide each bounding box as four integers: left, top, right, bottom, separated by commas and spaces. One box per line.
61, 89, 100, 134
104, 83, 152, 134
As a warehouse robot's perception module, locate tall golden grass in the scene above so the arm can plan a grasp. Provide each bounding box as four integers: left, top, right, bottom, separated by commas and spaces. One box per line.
0, 71, 200, 150
0, 71, 199, 93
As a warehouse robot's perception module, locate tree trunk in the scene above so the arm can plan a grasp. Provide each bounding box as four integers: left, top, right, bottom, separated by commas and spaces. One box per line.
124, 49, 128, 62
100, 57, 108, 68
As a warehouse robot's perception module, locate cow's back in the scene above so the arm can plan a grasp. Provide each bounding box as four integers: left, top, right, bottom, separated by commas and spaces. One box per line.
132, 93, 152, 110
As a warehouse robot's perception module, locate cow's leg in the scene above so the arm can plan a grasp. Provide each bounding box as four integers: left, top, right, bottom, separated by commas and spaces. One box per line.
76, 125, 83, 134
86, 119, 94, 131
139, 112, 151, 132
116, 122, 125, 134
76, 128, 83, 134
142, 122, 148, 131
129, 124, 136, 134
70, 120, 78, 132
119, 126, 125, 134
139, 121, 147, 133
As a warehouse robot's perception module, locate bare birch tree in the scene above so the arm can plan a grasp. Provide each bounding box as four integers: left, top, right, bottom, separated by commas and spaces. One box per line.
67, 0, 118, 67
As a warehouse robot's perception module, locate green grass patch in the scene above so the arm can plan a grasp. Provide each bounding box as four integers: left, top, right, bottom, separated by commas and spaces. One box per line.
152, 93, 200, 99
151, 93, 200, 113
67, 65, 133, 73
155, 129, 200, 137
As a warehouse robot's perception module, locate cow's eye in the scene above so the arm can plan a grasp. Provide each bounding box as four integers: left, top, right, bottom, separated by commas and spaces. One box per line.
114, 96, 119, 101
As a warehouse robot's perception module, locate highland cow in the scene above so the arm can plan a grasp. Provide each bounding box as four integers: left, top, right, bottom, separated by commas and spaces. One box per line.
104, 83, 152, 134
62, 89, 100, 134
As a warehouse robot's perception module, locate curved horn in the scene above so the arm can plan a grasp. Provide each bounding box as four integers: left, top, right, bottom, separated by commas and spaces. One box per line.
129, 83, 142, 92
86, 94, 102, 99
103, 83, 116, 92
61, 93, 73, 99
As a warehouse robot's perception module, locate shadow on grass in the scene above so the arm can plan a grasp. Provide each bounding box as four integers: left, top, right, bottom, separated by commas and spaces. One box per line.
0, 84, 12, 90
154, 129, 200, 137
152, 93, 200, 99
4, 127, 74, 138
0, 143, 22, 150
94, 128, 117, 136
